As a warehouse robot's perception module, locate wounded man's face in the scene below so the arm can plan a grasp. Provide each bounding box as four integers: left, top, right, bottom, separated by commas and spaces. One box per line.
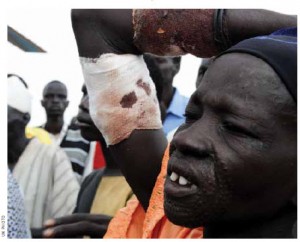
164, 53, 296, 228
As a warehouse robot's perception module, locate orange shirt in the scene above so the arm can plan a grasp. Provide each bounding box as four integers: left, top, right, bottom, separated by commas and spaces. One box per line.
104, 146, 203, 238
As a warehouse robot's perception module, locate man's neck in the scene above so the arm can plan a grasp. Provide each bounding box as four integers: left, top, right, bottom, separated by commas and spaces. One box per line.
45, 116, 64, 134
203, 204, 296, 238
161, 86, 175, 111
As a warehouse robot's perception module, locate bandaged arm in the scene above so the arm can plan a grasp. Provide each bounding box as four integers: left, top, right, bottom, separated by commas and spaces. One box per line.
80, 53, 167, 210
72, 9, 168, 210
80, 54, 163, 145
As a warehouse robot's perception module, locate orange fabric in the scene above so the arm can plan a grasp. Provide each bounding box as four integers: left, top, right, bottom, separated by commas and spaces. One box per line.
104, 146, 204, 238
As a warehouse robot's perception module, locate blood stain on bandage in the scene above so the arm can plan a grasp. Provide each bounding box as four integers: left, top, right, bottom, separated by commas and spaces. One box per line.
137, 79, 151, 95
120, 91, 137, 108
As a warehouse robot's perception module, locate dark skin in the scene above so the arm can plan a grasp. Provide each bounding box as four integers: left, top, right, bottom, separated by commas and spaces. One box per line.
7, 105, 30, 170
41, 81, 69, 134
71, 8, 296, 212
42, 214, 111, 238
165, 54, 296, 238
71, 9, 297, 237
143, 54, 181, 122
133, 9, 297, 57
196, 58, 213, 88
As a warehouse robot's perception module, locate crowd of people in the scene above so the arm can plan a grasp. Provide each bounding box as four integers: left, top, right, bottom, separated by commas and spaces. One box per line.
7, 9, 296, 239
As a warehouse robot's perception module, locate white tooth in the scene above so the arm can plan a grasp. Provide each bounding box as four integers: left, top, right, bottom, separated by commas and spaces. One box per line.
170, 172, 179, 182
179, 176, 188, 186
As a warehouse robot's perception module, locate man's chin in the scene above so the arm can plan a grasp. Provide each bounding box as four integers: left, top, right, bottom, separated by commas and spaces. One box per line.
48, 111, 63, 116
80, 127, 104, 142
164, 198, 204, 228
80, 129, 98, 141
164, 194, 226, 228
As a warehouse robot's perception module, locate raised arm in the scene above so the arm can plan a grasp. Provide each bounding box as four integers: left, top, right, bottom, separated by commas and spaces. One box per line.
71, 9, 167, 210
71, 9, 140, 57
133, 9, 297, 57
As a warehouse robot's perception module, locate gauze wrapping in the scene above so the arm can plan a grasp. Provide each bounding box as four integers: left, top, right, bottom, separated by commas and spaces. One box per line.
80, 54, 162, 145
8, 76, 32, 115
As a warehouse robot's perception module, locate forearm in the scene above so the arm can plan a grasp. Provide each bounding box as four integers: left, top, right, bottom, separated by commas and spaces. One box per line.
71, 9, 139, 58
226, 9, 297, 47
133, 9, 217, 57
110, 130, 167, 210
133, 9, 297, 57
78, 53, 167, 209
72, 10, 167, 209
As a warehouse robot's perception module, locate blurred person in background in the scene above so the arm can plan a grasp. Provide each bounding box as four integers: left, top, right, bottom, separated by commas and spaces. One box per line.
8, 75, 80, 236
40, 80, 69, 144
40, 80, 94, 183
144, 54, 189, 137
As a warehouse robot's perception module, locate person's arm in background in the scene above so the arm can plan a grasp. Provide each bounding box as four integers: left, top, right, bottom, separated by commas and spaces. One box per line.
71, 9, 296, 211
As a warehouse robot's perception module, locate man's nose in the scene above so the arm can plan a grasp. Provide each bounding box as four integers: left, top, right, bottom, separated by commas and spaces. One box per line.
79, 96, 89, 112
171, 123, 214, 158
52, 95, 60, 102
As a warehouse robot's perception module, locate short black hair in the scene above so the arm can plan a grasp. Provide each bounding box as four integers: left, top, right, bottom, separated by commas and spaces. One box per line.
43, 80, 68, 96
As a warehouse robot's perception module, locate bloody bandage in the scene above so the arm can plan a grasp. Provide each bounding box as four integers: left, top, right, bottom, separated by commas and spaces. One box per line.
80, 54, 162, 146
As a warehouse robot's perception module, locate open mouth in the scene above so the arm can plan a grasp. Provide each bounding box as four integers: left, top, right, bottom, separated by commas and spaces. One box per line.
169, 170, 194, 186
165, 160, 199, 198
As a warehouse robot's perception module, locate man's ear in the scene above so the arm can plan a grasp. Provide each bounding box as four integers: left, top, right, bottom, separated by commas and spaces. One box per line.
65, 100, 69, 108
23, 113, 30, 124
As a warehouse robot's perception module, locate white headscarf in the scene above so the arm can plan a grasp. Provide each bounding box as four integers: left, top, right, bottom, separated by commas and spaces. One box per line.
7, 76, 32, 114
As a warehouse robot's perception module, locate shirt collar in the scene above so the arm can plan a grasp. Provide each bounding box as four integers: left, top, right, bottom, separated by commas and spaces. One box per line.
166, 88, 188, 118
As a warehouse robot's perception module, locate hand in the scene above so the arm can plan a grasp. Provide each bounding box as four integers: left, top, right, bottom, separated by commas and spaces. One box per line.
71, 9, 141, 58
42, 213, 112, 238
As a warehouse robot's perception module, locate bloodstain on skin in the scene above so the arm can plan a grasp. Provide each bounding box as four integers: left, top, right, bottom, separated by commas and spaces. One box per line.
137, 79, 151, 95
157, 28, 165, 34
133, 9, 216, 57
120, 91, 138, 108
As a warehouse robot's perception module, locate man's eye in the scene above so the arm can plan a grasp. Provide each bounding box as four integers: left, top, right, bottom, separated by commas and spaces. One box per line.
221, 121, 258, 139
